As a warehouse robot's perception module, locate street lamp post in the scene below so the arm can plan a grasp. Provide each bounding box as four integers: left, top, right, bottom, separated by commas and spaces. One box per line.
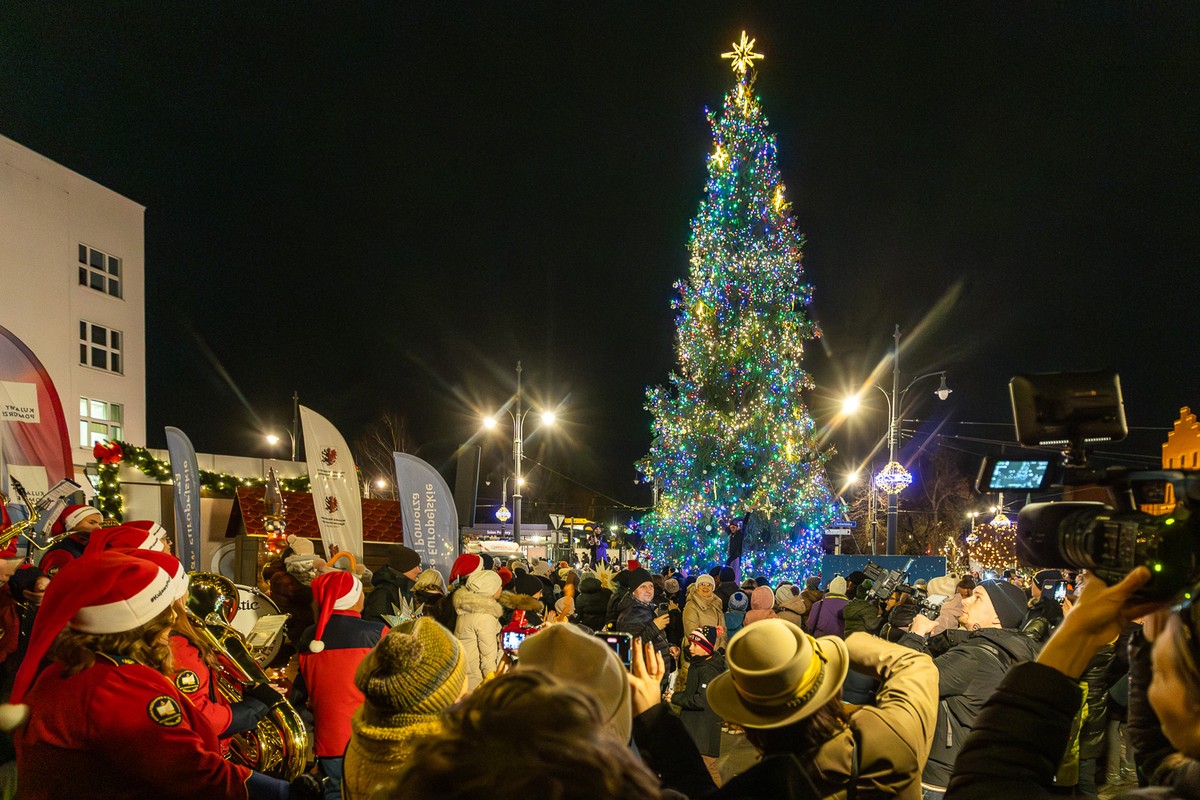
846, 325, 952, 555
880, 324, 952, 555
483, 362, 555, 544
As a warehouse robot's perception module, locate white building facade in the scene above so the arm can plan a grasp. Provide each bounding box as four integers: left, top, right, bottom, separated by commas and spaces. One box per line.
0, 133, 146, 478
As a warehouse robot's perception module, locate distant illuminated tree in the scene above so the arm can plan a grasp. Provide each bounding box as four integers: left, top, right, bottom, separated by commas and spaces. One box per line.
633, 33, 837, 581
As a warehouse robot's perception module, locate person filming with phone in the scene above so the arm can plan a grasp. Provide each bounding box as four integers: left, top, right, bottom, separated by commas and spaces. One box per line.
613, 568, 677, 677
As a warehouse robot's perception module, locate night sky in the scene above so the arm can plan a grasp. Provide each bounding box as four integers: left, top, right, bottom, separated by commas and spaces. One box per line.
2, 4, 1196, 514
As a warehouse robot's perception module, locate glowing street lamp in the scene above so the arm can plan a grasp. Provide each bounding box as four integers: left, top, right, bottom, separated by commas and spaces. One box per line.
482, 362, 557, 541
843, 324, 951, 555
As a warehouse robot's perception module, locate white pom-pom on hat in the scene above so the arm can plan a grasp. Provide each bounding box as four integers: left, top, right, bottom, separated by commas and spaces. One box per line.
308, 640, 326, 653
0, 702, 29, 731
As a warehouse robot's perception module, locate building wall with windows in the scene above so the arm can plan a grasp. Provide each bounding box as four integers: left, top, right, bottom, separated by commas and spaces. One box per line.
0, 133, 146, 474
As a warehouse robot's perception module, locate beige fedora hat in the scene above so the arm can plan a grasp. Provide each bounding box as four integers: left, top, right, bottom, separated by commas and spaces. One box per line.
707, 618, 849, 729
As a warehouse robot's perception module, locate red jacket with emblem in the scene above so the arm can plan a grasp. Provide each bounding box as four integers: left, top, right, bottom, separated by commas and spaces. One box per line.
169, 633, 233, 738
291, 610, 387, 757
15, 655, 254, 799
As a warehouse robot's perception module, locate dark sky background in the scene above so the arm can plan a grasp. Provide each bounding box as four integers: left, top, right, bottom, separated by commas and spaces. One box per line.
2, 4, 1197, 516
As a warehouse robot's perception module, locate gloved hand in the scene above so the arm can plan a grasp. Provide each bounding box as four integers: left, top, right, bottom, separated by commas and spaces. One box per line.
288, 775, 322, 800
244, 681, 285, 708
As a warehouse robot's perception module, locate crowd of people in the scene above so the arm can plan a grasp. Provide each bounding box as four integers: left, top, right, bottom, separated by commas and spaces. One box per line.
0, 503, 1197, 800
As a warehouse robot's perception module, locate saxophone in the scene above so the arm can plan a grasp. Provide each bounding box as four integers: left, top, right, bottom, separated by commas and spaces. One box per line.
185, 572, 311, 780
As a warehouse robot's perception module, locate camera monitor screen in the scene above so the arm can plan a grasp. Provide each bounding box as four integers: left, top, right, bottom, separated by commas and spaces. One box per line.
977, 455, 1054, 493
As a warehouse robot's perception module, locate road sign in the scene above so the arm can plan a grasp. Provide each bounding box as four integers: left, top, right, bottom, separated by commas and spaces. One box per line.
824, 529, 854, 536
828, 520, 857, 528
548, 513, 565, 530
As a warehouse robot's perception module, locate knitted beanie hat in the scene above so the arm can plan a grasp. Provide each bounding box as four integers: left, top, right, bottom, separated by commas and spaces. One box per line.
688, 626, 718, 655
497, 567, 514, 586
355, 617, 466, 722
828, 576, 847, 596
287, 535, 315, 556
386, 545, 422, 574
695, 573, 716, 588
512, 573, 543, 598
728, 591, 750, 612
309, 571, 363, 653
980, 579, 1028, 629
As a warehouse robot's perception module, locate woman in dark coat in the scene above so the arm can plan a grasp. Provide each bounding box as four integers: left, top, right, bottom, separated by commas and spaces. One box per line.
675, 626, 725, 758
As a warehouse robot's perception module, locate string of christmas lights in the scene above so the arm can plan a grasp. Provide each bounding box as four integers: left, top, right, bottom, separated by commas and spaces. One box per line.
93, 440, 310, 522
631, 36, 837, 582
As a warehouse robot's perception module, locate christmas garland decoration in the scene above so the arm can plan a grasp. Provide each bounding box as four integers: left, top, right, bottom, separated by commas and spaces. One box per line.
92, 440, 310, 522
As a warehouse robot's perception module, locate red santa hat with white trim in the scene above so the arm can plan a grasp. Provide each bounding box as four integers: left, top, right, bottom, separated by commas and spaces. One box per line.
50, 504, 103, 535
0, 548, 187, 731
308, 570, 363, 653
83, 524, 170, 555
122, 520, 170, 548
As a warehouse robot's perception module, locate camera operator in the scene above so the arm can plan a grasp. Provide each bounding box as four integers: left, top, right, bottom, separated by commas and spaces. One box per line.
897, 578, 1039, 797
944, 567, 1200, 799
1022, 569, 1067, 643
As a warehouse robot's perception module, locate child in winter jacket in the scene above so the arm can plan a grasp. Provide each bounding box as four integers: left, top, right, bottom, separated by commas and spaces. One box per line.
743, 585, 779, 626
453, 570, 504, 689
675, 626, 726, 758
724, 591, 749, 638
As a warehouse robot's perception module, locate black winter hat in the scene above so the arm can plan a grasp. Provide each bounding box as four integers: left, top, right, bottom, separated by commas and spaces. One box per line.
626, 567, 654, 591
980, 579, 1028, 629
513, 573, 544, 598
386, 545, 422, 573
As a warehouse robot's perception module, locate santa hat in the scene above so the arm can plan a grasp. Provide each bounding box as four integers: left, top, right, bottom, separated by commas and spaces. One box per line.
0, 549, 186, 731
51, 504, 102, 535
448, 554, 483, 584
123, 520, 170, 547
84, 524, 169, 556
627, 559, 641, 572
308, 570, 363, 653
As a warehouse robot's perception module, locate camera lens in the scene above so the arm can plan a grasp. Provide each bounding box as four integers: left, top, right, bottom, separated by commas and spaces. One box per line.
1016, 501, 1110, 570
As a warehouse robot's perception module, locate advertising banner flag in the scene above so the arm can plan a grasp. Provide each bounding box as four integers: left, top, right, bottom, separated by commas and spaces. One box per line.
164, 426, 201, 571
393, 452, 459, 579
0, 325, 74, 496
299, 406, 362, 559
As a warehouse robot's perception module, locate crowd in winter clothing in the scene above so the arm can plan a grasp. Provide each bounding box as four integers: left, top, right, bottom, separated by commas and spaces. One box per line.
16, 518, 1195, 800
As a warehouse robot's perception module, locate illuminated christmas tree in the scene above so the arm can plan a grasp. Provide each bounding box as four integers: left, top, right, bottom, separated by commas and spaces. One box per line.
633, 33, 837, 581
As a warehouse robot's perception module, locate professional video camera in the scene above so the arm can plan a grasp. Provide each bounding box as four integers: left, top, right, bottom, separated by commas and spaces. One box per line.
976, 371, 1200, 602
863, 558, 916, 604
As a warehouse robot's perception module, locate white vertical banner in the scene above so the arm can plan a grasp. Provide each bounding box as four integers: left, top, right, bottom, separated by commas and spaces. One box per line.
299, 406, 363, 559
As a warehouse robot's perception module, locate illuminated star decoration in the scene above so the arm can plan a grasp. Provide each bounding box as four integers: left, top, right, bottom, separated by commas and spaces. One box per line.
712, 145, 729, 167
722, 31, 765, 75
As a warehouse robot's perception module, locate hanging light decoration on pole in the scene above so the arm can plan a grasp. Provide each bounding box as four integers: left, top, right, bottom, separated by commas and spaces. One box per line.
844, 324, 952, 556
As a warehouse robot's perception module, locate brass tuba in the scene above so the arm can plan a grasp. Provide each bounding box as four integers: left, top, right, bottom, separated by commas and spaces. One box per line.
185, 572, 311, 780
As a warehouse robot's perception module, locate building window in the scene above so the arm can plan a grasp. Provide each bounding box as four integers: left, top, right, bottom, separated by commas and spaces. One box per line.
78, 321, 123, 374
79, 397, 123, 448
77, 244, 122, 298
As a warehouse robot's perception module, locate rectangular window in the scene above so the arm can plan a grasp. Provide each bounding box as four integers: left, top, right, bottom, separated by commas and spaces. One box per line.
78, 321, 124, 375
77, 244, 122, 299
78, 396, 124, 448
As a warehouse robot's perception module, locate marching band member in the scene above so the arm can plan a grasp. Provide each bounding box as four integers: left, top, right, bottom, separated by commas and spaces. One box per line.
291, 570, 388, 799
2, 548, 318, 799
37, 504, 104, 576
83, 524, 283, 741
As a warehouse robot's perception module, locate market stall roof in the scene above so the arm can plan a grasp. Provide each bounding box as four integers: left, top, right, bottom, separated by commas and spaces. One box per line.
224, 486, 405, 544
